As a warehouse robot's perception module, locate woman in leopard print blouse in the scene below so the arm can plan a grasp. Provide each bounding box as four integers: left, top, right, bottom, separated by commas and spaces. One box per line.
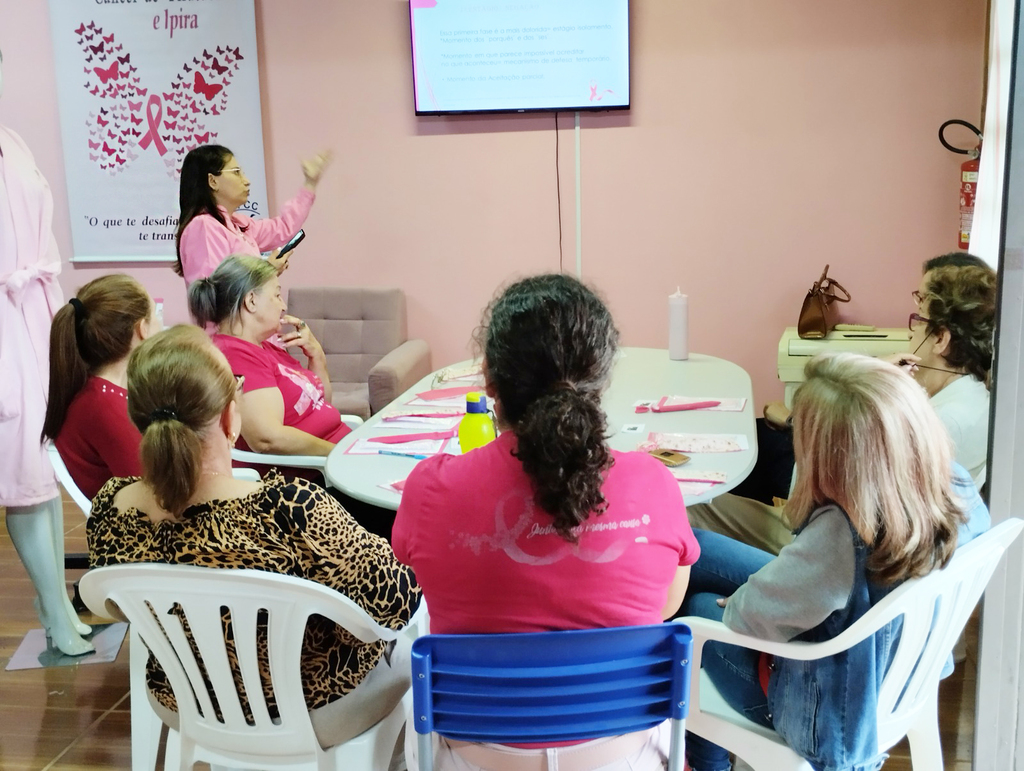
87, 324, 420, 749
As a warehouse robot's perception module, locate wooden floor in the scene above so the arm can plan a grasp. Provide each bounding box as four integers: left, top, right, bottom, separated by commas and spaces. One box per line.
0, 495, 978, 770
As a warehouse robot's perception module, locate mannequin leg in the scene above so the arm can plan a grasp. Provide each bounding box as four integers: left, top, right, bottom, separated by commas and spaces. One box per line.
6, 499, 94, 656
45, 496, 91, 635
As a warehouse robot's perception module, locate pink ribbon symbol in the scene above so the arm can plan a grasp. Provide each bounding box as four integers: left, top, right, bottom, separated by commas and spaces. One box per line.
137, 94, 167, 156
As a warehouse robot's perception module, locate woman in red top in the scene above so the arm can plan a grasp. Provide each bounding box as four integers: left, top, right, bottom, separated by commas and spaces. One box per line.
42, 274, 154, 500
188, 255, 350, 458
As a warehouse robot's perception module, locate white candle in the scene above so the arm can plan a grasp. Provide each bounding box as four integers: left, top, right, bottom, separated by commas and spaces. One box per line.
669, 288, 688, 361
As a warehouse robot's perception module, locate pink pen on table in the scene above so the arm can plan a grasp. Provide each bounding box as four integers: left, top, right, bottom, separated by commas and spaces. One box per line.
414, 385, 479, 401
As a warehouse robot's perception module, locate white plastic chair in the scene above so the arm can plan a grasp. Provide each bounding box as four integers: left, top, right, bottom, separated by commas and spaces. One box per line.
231, 415, 364, 473
80, 563, 410, 771
46, 441, 93, 516
47, 440, 261, 514
680, 518, 1024, 771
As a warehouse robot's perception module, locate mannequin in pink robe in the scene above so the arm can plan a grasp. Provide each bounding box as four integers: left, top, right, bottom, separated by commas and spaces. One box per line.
0, 51, 93, 655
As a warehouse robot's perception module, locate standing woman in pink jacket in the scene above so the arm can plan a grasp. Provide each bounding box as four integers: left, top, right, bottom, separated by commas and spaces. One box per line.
0, 48, 93, 656
173, 144, 331, 285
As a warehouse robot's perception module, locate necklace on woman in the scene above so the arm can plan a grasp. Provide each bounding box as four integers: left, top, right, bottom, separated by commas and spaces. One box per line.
200, 469, 231, 479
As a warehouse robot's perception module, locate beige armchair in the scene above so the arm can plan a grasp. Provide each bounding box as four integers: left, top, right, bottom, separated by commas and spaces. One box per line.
286, 287, 432, 420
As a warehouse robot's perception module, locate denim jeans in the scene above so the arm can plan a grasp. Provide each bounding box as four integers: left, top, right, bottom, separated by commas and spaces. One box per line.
680, 529, 776, 771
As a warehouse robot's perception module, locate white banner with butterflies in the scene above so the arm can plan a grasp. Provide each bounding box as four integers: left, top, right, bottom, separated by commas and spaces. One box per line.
48, 0, 268, 262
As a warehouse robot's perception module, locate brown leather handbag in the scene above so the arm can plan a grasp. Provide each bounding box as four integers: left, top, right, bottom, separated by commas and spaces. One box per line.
797, 264, 851, 339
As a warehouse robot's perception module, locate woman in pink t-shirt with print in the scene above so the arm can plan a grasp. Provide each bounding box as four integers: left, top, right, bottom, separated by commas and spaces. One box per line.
188, 256, 350, 460
393, 274, 700, 771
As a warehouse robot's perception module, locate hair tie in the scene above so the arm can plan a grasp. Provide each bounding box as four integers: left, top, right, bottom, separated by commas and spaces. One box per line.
149, 406, 180, 423
68, 297, 88, 355
68, 297, 87, 321
552, 381, 578, 395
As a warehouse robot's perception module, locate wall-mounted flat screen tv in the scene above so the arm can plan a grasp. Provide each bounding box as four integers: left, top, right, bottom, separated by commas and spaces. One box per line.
410, 0, 630, 115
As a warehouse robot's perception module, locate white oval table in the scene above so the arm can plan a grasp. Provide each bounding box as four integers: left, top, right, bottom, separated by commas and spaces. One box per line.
324, 348, 757, 510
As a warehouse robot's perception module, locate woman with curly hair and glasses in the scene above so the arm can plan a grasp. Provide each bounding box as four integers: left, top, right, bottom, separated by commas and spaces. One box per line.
689, 260, 996, 558
393, 274, 701, 770
900, 263, 996, 487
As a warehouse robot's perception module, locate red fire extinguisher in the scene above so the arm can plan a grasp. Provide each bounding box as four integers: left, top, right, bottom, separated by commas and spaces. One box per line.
939, 119, 983, 250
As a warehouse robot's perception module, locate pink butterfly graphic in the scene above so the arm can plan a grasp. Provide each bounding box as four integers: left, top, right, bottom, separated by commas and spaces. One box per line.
76, 22, 244, 177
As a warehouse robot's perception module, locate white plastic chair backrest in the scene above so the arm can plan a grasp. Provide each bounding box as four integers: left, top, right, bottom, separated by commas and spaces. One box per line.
79, 563, 400, 767
871, 518, 1023, 748
228, 416, 361, 473
46, 441, 92, 516
230, 448, 327, 471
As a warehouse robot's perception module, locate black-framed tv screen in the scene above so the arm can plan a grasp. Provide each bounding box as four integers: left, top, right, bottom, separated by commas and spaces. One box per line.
410, 0, 630, 115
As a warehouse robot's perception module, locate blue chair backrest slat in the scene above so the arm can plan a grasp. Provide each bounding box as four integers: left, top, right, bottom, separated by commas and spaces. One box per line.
432, 672, 670, 699
430, 652, 670, 680
433, 691, 672, 720
412, 623, 692, 746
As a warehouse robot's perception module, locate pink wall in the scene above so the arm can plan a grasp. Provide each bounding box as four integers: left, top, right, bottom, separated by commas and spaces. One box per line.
1, 0, 986, 403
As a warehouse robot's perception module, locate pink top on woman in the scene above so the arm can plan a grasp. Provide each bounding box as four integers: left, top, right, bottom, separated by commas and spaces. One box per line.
393, 431, 700, 635
213, 334, 351, 449
0, 126, 64, 506
178, 188, 314, 284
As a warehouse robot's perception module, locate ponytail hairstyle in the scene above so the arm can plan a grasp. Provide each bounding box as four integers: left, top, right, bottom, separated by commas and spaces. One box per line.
479, 274, 619, 542
786, 352, 967, 585
41, 274, 151, 442
174, 144, 236, 276
187, 254, 276, 327
127, 325, 236, 516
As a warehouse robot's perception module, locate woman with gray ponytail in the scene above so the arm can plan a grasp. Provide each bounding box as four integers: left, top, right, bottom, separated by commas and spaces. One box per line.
88, 325, 420, 756
393, 274, 700, 771
188, 255, 350, 459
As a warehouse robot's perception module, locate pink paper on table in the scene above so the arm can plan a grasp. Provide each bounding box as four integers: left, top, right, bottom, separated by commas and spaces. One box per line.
677, 481, 717, 497
415, 385, 479, 401
641, 432, 748, 453
367, 429, 457, 444
382, 411, 462, 420
668, 468, 729, 484
651, 396, 748, 412
651, 398, 721, 413
377, 478, 408, 495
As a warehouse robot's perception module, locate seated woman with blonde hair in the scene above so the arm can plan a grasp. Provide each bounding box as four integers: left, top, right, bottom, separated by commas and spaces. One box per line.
680, 352, 989, 771
87, 325, 420, 753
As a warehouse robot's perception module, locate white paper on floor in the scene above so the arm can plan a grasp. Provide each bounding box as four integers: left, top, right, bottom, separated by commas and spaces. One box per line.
5, 622, 128, 671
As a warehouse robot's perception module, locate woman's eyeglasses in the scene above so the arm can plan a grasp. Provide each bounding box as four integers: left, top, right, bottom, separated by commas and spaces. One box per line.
908, 312, 931, 331
911, 289, 925, 305
217, 167, 245, 177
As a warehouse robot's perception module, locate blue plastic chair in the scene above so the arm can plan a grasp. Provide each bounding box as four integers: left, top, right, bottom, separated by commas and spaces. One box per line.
411, 622, 693, 771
